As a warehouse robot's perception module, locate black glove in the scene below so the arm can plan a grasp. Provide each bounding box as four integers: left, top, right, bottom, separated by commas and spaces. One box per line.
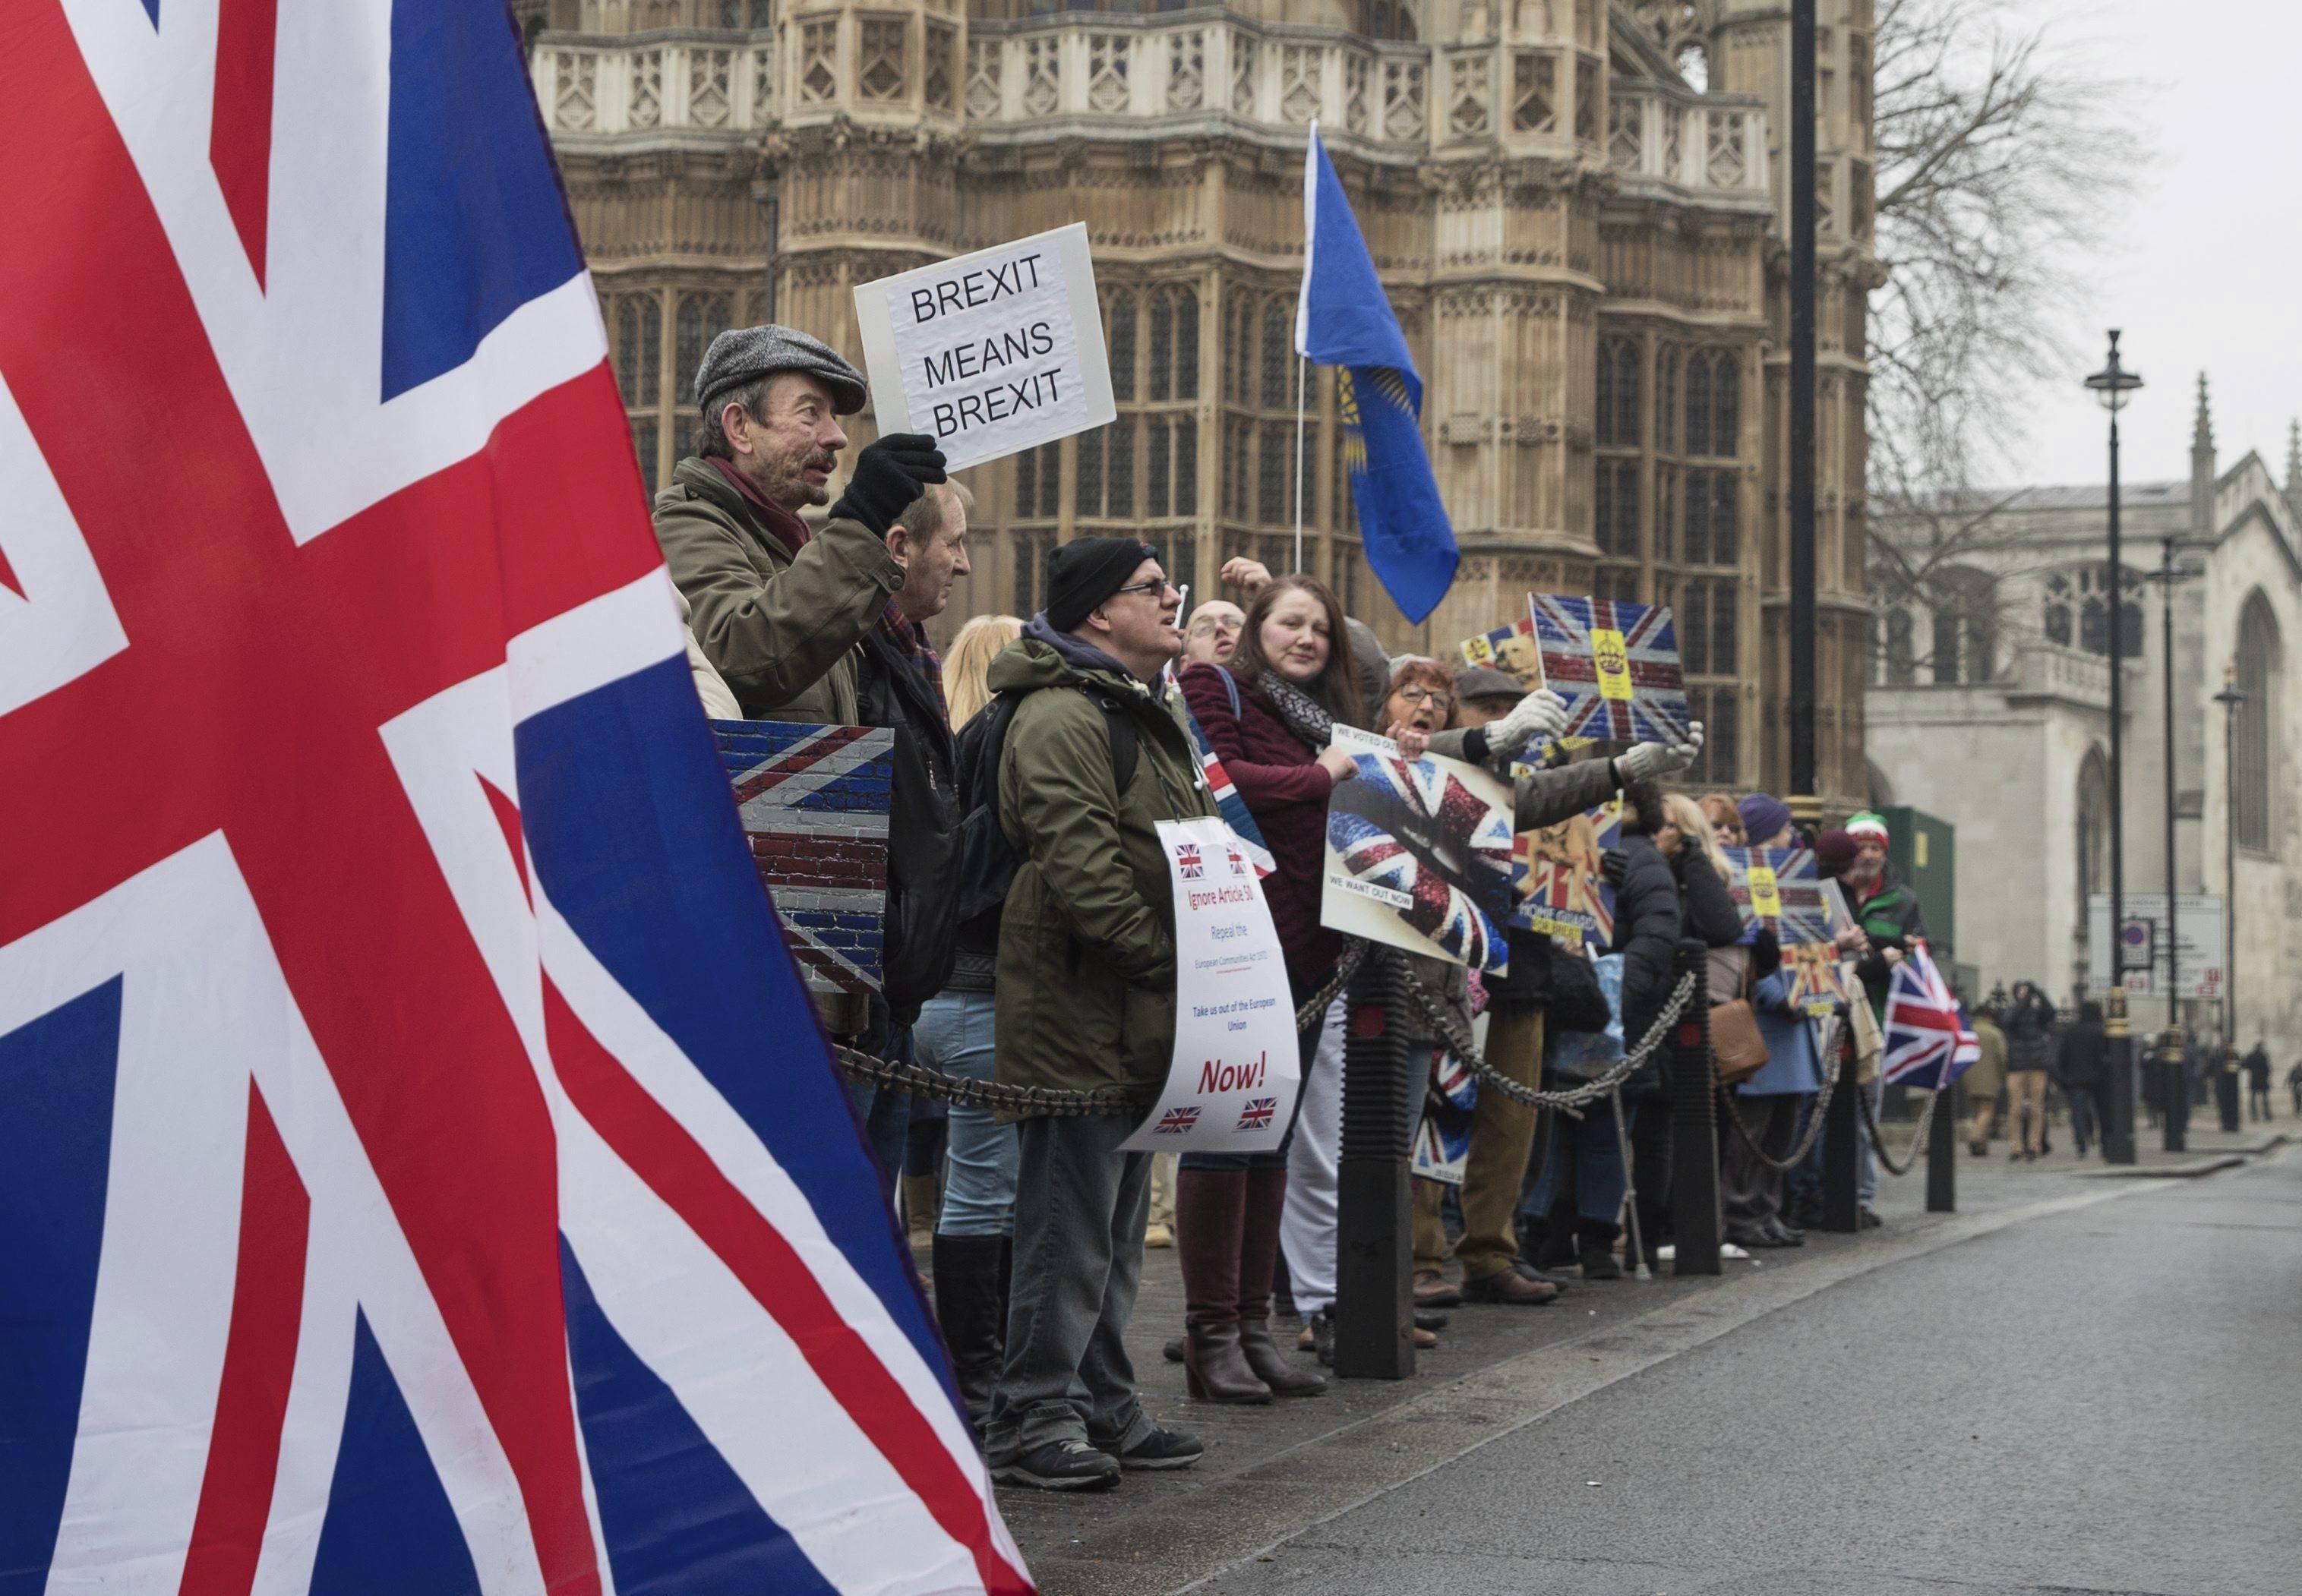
827, 432, 948, 536
1601, 848, 1628, 890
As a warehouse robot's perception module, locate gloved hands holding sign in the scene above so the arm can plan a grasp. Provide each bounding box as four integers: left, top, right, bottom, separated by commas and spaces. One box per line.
1612, 721, 1705, 784
829, 433, 949, 536
1485, 689, 1571, 755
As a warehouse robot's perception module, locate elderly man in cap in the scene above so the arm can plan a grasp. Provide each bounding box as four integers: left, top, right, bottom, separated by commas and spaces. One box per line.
653, 324, 948, 726
980, 538, 1217, 1490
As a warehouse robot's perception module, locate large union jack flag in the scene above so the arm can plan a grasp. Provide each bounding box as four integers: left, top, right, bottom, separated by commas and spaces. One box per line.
1527, 595, 1691, 745
0, 3, 1027, 1592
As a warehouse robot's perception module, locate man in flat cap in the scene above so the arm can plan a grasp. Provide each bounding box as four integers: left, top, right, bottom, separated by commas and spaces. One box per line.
652, 323, 948, 727
978, 538, 1216, 1490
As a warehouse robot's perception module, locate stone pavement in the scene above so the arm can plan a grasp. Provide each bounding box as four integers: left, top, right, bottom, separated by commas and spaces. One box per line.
943, 1114, 2291, 1596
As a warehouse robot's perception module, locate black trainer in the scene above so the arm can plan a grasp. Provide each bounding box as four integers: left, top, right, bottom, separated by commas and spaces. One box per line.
992, 1439, 1120, 1491
1092, 1424, 1204, 1471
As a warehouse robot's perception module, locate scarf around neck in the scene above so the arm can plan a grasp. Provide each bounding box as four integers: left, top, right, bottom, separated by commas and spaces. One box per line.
1257, 670, 1334, 754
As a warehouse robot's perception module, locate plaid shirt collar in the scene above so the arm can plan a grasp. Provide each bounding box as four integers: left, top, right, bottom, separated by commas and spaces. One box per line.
880, 603, 945, 711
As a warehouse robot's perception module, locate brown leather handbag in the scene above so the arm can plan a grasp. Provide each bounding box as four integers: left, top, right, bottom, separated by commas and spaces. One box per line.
1710, 997, 1770, 1086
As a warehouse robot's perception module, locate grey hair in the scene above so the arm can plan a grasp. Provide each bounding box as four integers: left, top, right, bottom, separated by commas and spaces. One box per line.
892, 478, 975, 546
696, 374, 775, 460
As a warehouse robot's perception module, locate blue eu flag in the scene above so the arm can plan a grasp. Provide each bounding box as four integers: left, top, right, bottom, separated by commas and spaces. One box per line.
1296, 125, 1457, 623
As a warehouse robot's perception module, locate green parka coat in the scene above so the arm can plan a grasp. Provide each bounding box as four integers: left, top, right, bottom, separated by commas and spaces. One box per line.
652, 456, 902, 725
989, 635, 1218, 1109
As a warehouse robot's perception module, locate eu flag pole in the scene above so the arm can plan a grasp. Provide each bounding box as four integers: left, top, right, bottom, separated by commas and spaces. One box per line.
1296, 122, 1458, 624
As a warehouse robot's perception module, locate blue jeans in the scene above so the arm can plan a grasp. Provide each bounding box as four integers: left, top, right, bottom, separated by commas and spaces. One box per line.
845, 1014, 913, 1205
2067, 1083, 2099, 1152
914, 989, 1017, 1237
1524, 1095, 1635, 1225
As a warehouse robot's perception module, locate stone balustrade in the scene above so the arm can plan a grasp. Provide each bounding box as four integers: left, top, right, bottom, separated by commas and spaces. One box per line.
532, 17, 1768, 202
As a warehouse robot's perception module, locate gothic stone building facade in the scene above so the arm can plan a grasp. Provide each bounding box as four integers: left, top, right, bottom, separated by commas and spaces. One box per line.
1867, 384, 2302, 1052
527, 0, 1877, 801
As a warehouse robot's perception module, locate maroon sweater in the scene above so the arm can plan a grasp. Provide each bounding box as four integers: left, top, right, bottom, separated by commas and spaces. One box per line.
1181, 664, 1341, 1001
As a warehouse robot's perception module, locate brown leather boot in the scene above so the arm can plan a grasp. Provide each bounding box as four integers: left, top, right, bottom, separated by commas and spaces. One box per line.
1176, 1169, 1271, 1403
1238, 1317, 1325, 1396
1233, 1165, 1322, 1393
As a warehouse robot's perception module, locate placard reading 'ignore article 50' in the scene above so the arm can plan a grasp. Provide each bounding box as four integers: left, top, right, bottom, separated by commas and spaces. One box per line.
851, 222, 1116, 472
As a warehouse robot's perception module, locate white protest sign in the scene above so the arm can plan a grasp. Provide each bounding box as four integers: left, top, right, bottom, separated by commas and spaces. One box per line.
1121, 817, 1301, 1154
851, 222, 1115, 472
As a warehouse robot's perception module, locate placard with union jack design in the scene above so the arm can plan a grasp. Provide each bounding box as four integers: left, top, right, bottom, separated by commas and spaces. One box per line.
1528, 594, 1691, 744
1721, 845, 1832, 946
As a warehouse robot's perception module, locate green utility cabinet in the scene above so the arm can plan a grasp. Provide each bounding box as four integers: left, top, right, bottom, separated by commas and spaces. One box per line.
1881, 806, 1956, 968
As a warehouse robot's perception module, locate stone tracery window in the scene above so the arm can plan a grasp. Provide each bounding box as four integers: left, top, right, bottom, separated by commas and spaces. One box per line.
858, 18, 907, 102
2041, 566, 2141, 659
799, 20, 837, 104
1511, 52, 1556, 133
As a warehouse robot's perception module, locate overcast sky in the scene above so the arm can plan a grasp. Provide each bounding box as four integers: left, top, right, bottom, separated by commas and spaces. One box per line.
1967, 0, 2302, 491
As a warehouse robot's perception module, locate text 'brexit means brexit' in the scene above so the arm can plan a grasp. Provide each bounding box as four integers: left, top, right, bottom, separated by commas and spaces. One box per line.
921, 325, 1064, 439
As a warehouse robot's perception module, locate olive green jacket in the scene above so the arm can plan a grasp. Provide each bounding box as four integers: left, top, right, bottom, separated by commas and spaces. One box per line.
652, 456, 902, 725
990, 636, 1218, 1108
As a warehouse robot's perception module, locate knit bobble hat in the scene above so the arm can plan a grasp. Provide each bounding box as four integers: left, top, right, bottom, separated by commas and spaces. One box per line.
1738, 792, 1794, 846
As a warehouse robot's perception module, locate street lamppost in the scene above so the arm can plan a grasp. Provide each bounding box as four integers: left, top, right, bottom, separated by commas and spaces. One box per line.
2145, 538, 2192, 1151
2213, 667, 2245, 1130
2085, 332, 2143, 1164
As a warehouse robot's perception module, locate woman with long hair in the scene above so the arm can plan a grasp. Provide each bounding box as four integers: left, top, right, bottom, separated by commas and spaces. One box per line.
1170, 573, 1363, 1399
915, 612, 1023, 1434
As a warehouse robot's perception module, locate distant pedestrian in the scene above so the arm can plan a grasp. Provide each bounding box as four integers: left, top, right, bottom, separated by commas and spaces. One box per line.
1967, 1005, 2007, 1155
2000, 981, 2057, 1160
2054, 1001, 2109, 1158
2245, 1042, 2274, 1121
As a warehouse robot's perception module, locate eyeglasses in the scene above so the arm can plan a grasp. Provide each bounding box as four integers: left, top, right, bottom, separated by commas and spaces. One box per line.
1113, 579, 1177, 598
1392, 686, 1454, 709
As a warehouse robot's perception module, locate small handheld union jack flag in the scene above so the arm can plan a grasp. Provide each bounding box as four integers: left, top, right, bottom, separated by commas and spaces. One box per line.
1174, 841, 1205, 878
1236, 1097, 1277, 1131
1155, 1106, 1205, 1134
1529, 595, 1691, 744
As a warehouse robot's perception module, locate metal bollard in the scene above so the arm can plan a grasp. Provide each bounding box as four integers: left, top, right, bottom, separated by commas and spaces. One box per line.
1926, 1079, 1957, 1213
1821, 1024, 1862, 1233
2161, 1041, 2189, 1153
1667, 938, 1721, 1276
1334, 949, 1413, 1380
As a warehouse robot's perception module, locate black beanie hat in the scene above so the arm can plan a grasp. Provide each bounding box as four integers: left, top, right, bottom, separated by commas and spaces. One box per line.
1045, 537, 1160, 632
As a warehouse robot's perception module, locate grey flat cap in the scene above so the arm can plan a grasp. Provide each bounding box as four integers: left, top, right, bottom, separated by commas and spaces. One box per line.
695, 324, 870, 415
1453, 664, 1524, 702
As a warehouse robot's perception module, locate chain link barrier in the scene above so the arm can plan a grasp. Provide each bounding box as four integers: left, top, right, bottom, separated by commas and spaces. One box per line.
1717, 1015, 1843, 1174
831, 939, 1370, 1116
1857, 1070, 1950, 1177
1391, 957, 1701, 1113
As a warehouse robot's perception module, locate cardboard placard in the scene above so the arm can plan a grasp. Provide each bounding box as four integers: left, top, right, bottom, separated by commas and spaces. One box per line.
1511, 798, 1622, 953
1527, 593, 1691, 745
1321, 724, 1516, 973
1720, 845, 1831, 946
851, 222, 1115, 471
1121, 818, 1302, 1153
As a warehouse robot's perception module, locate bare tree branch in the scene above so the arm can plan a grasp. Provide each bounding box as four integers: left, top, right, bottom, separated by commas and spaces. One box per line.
1864, 0, 2151, 676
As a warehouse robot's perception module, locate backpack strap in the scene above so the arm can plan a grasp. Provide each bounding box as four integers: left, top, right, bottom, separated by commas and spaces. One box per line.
1219, 667, 1242, 721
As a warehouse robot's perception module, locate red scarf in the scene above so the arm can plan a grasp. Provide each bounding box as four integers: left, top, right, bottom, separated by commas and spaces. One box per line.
706, 458, 811, 556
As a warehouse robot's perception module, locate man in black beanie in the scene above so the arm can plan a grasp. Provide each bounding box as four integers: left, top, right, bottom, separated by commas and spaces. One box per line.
977, 539, 1220, 1489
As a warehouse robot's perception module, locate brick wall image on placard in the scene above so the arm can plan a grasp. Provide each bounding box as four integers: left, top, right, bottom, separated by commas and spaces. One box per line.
711, 721, 893, 998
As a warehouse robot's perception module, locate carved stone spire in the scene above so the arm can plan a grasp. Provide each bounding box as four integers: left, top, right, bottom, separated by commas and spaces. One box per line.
2285, 418, 2302, 523
2190, 372, 2216, 539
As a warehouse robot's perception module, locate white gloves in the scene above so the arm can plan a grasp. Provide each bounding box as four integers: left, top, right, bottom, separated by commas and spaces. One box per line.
1615, 721, 1704, 783
1486, 689, 1570, 755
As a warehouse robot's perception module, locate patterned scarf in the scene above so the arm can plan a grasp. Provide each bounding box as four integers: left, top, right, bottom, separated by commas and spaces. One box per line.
879, 603, 945, 712
1257, 670, 1334, 755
